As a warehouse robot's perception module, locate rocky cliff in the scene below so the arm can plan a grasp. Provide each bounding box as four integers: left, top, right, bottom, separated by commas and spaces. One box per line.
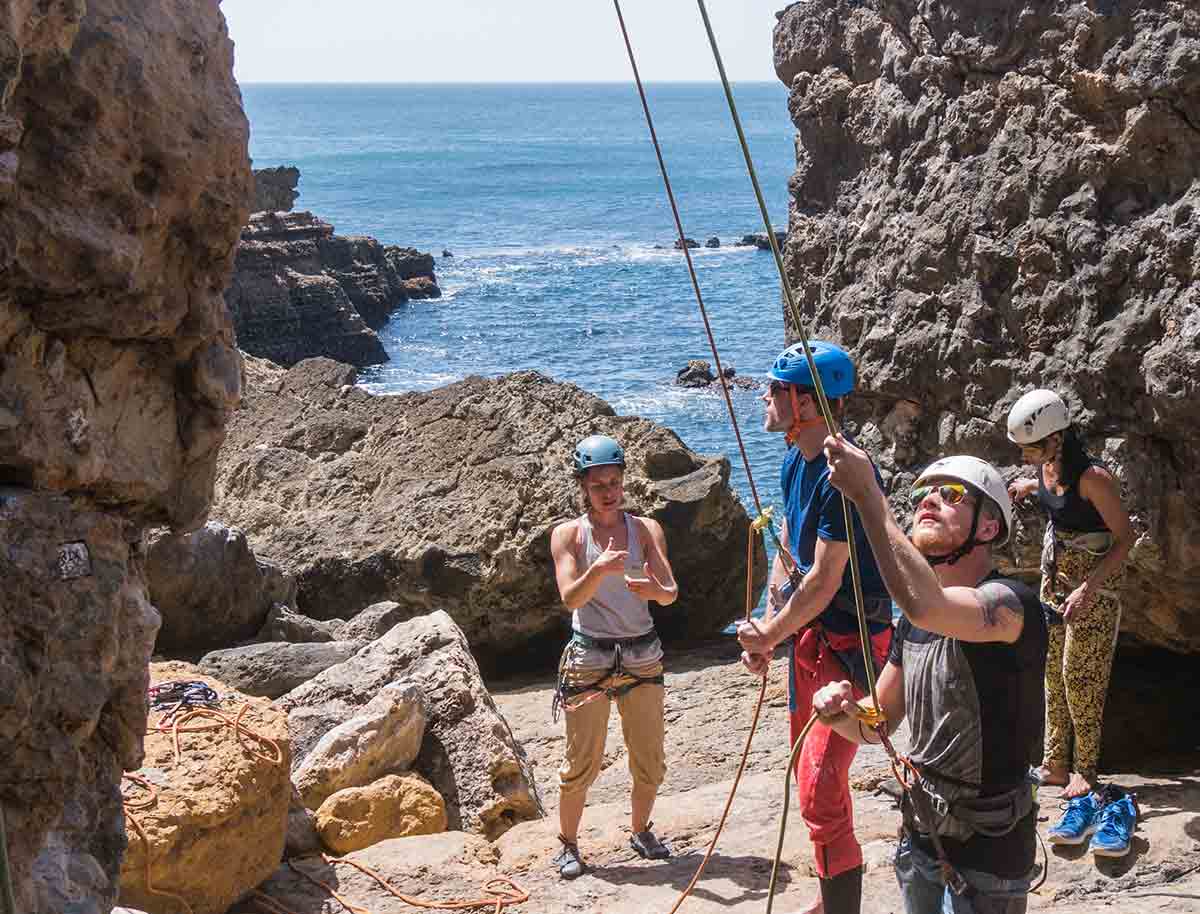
0, 1, 249, 911
252, 164, 300, 213
774, 0, 1200, 653
225, 210, 441, 368
212, 357, 766, 668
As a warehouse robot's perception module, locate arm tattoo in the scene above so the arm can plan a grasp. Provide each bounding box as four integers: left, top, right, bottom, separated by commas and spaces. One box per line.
976, 581, 1025, 629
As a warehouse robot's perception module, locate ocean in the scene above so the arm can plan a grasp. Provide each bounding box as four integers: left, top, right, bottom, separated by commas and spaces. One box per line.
241, 82, 798, 615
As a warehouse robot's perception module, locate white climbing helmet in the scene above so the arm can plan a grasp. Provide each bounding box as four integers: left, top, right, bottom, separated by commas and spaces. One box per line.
915, 455, 1012, 548
1006, 389, 1070, 445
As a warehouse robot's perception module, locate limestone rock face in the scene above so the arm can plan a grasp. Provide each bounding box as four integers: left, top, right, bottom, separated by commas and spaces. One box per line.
0, 1, 249, 911
252, 165, 300, 213
1, 490, 160, 914
773, 1, 1200, 652
314, 774, 448, 855
225, 211, 441, 368
119, 664, 291, 914
292, 682, 427, 810
198, 641, 361, 699
213, 359, 767, 663
0, 0, 249, 533
278, 611, 543, 839
146, 521, 296, 654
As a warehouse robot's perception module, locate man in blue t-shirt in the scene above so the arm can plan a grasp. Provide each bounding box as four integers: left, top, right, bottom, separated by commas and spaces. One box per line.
737, 340, 892, 914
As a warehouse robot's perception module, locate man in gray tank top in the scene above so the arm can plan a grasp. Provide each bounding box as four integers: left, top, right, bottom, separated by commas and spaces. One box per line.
813, 440, 1048, 913
548, 434, 679, 879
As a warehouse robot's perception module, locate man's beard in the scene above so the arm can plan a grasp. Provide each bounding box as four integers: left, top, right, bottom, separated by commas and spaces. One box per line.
912, 525, 957, 557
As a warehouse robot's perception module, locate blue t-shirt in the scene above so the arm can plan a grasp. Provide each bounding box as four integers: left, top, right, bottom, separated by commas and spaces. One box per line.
781, 444, 889, 633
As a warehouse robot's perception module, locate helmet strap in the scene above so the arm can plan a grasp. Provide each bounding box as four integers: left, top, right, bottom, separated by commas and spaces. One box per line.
784, 387, 826, 447
925, 497, 982, 567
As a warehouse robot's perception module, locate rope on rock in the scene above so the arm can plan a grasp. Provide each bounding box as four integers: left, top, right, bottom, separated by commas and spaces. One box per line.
121, 683, 287, 914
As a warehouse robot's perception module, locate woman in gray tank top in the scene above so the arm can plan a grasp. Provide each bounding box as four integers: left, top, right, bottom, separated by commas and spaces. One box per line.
548, 435, 678, 879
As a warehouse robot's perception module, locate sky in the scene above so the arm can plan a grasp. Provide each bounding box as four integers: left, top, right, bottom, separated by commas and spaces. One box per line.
222, 1, 792, 83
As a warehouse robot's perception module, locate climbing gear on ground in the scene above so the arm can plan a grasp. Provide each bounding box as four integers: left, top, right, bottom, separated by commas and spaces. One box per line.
573, 434, 626, 473
818, 863, 863, 914
768, 340, 855, 398
1090, 787, 1137, 858
1007, 389, 1070, 445
552, 630, 665, 722
1047, 792, 1100, 845
914, 455, 1013, 566
553, 837, 586, 879
148, 680, 221, 722
630, 823, 672, 860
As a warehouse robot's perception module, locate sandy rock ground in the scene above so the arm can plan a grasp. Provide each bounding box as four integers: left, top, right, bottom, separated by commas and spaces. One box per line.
488, 640, 1200, 914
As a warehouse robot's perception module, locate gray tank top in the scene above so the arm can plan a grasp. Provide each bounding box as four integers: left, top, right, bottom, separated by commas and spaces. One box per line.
571, 512, 655, 639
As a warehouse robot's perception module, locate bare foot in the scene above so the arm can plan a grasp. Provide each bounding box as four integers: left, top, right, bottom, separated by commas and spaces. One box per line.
1036, 765, 1069, 787
1063, 771, 1094, 798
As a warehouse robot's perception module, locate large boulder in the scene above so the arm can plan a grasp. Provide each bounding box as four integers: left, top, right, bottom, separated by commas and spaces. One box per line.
225, 211, 441, 368
278, 611, 543, 839
255, 602, 342, 644
213, 359, 767, 663
146, 521, 295, 654
292, 681, 426, 810
773, 1, 1200, 653
314, 774, 448, 855
119, 664, 291, 914
198, 641, 360, 699
0, 1, 250, 910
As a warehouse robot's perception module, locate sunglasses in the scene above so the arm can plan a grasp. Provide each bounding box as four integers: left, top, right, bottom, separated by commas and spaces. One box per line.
911, 482, 971, 506
768, 380, 789, 395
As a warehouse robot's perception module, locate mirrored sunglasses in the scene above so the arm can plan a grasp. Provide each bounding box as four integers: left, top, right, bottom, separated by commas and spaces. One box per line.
911, 482, 970, 506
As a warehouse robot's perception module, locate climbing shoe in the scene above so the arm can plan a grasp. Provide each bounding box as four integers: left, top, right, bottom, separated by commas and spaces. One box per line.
1047, 792, 1100, 845
553, 836, 585, 879
1090, 788, 1137, 858
630, 823, 671, 860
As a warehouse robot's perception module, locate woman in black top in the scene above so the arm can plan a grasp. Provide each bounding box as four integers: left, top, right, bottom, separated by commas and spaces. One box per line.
1006, 390, 1134, 798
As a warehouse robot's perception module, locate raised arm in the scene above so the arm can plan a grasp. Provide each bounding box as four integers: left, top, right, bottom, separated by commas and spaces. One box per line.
824, 436, 1024, 644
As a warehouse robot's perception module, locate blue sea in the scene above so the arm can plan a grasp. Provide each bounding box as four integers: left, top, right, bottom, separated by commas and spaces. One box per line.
241, 82, 797, 615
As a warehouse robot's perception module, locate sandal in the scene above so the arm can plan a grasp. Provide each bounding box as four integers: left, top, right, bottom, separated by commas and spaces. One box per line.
630, 822, 671, 860
553, 836, 584, 879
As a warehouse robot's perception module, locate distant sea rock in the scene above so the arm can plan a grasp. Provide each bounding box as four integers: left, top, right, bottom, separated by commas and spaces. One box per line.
738, 231, 786, 250
225, 211, 441, 369
675, 359, 759, 390
251, 165, 300, 213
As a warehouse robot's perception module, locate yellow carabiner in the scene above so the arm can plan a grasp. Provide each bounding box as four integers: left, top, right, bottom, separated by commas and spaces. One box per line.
751, 505, 775, 532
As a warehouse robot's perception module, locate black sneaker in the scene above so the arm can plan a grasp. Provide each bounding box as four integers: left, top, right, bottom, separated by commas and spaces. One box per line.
630, 823, 671, 860
553, 837, 584, 879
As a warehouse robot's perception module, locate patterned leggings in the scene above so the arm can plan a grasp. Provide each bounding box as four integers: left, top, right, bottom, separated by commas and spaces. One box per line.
1041, 541, 1122, 779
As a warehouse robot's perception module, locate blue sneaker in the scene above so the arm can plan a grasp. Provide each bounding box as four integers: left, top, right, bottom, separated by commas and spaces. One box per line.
1047, 792, 1100, 845
1090, 791, 1137, 857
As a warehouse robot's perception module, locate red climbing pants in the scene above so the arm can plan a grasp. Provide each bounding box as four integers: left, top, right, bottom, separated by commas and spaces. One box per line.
788, 624, 893, 879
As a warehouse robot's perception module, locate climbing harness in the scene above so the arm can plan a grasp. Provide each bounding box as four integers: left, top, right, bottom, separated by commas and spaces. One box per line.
552, 630, 666, 723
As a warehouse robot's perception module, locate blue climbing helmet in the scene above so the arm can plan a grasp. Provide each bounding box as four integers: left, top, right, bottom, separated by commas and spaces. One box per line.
573, 435, 626, 474
768, 340, 855, 399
